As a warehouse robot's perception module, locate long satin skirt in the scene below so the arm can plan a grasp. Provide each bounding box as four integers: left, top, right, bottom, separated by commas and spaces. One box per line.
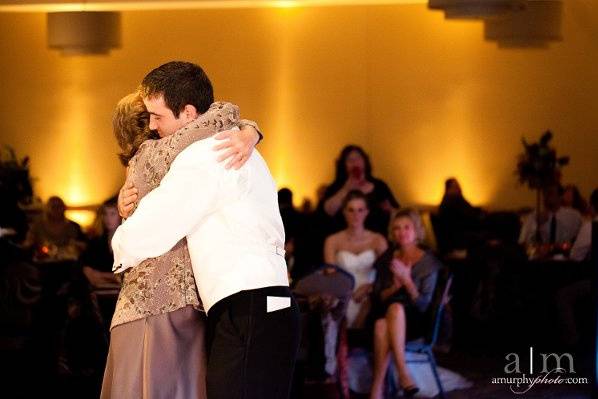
100, 305, 207, 399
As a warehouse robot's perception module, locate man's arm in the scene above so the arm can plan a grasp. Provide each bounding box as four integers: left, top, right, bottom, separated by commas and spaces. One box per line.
112, 139, 245, 272
118, 126, 258, 218
570, 221, 591, 261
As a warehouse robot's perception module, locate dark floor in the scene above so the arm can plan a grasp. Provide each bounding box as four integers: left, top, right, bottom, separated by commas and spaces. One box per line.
310, 347, 593, 399
0, 347, 593, 399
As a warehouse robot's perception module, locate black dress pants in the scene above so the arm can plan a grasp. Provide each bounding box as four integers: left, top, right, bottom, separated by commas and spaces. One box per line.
206, 286, 301, 399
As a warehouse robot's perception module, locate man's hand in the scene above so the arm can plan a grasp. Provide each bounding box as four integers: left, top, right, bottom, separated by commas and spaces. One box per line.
213, 126, 259, 170
118, 181, 138, 218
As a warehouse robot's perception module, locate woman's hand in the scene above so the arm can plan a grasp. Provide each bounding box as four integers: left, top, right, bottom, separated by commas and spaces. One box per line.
390, 258, 412, 283
391, 259, 420, 302
353, 283, 373, 303
213, 125, 259, 170
342, 176, 363, 192
118, 181, 138, 219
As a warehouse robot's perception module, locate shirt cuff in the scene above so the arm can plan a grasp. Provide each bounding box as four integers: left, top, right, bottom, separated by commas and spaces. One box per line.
111, 228, 142, 273
238, 119, 263, 144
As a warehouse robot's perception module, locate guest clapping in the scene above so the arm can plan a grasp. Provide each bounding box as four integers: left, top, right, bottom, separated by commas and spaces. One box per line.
369, 209, 441, 399
320, 145, 399, 235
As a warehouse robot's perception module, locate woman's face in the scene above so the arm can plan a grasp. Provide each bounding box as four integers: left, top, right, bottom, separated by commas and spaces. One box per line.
343, 198, 369, 228
392, 216, 417, 247
102, 206, 121, 232
345, 150, 366, 178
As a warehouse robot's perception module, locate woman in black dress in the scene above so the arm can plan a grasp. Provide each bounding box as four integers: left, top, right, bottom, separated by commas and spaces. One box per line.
319, 145, 399, 236
369, 209, 440, 398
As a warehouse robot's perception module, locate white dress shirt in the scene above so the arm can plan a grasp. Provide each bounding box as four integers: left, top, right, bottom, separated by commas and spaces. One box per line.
518, 206, 583, 245
570, 216, 597, 262
112, 136, 289, 312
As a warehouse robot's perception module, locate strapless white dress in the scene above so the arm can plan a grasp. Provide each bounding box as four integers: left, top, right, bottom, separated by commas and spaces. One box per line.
336, 249, 377, 328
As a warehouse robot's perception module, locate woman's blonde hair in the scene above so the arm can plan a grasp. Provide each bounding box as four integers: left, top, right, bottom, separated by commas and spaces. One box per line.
388, 208, 426, 244
113, 92, 155, 166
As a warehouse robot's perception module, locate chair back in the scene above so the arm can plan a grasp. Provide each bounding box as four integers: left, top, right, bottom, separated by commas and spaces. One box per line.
292, 264, 355, 299
429, 274, 453, 346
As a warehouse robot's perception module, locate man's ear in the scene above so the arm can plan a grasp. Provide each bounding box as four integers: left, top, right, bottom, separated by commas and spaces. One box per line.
180, 104, 199, 121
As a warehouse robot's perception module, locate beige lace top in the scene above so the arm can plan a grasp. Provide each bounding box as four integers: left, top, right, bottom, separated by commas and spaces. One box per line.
110, 102, 259, 329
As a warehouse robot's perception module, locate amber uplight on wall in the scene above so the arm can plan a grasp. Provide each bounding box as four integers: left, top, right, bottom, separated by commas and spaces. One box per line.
0, 1, 596, 214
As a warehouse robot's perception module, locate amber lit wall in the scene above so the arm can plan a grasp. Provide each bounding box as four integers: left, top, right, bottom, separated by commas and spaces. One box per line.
1, 2, 597, 227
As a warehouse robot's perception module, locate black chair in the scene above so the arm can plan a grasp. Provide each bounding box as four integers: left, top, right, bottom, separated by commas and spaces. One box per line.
404, 274, 453, 399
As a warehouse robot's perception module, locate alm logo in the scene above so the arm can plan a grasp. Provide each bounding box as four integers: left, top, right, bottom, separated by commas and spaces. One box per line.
491, 347, 587, 394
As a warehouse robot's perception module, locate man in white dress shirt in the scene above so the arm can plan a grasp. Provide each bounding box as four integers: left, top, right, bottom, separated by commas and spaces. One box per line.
570, 188, 598, 261
519, 184, 583, 245
111, 61, 300, 399
556, 188, 596, 348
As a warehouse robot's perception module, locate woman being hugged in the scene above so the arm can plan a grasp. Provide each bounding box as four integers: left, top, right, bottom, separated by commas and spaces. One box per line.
369, 209, 441, 398
101, 92, 261, 399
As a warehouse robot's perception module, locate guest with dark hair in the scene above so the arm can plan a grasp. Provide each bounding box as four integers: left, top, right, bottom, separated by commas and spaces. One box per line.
519, 184, 582, 246
0, 149, 32, 245
319, 190, 387, 382
570, 188, 598, 262
278, 188, 303, 279
80, 197, 121, 288
370, 209, 440, 399
320, 145, 399, 235
279, 188, 300, 241
556, 188, 597, 349
562, 184, 589, 215
436, 177, 482, 254
23, 196, 87, 262
323, 190, 388, 329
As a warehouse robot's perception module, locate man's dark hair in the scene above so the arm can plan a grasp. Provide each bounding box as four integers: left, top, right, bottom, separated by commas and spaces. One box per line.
140, 61, 214, 117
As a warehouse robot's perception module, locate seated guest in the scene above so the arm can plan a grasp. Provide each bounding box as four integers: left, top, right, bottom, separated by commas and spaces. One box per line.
370, 209, 440, 399
436, 177, 481, 253
23, 196, 87, 262
80, 197, 121, 288
278, 188, 301, 243
562, 184, 589, 216
519, 184, 582, 246
556, 188, 596, 348
570, 188, 598, 262
323, 190, 388, 329
319, 145, 399, 235
278, 188, 300, 279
